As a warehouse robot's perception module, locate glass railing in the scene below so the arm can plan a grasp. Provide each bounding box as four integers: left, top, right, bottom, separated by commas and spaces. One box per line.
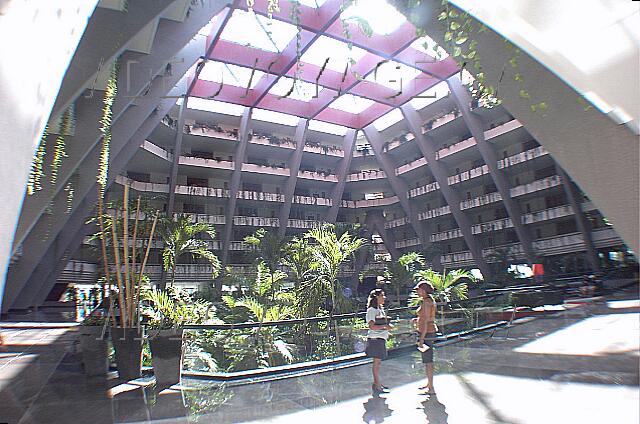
180, 291, 521, 378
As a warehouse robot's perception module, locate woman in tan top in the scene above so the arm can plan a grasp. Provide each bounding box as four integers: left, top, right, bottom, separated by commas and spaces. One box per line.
413, 281, 438, 395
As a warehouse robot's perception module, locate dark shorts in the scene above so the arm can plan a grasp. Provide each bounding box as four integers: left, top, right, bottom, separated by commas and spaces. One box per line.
365, 338, 388, 360
420, 333, 437, 364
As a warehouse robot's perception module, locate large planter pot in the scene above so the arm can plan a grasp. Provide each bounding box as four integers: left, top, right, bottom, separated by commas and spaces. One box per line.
111, 326, 144, 381
79, 326, 109, 376
149, 328, 184, 388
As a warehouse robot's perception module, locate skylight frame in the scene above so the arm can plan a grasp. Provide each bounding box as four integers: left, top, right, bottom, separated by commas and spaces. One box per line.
220, 9, 298, 53
328, 93, 375, 114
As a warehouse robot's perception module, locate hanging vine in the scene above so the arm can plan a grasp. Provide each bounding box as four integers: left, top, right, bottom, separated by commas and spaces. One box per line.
98, 61, 119, 199
50, 108, 73, 185
27, 125, 49, 195
65, 179, 75, 214
289, 0, 303, 86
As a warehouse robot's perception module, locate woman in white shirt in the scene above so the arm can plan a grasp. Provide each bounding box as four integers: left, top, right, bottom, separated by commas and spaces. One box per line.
365, 288, 393, 393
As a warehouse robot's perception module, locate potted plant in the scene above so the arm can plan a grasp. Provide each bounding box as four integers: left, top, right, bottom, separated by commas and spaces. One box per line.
78, 313, 109, 376
94, 185, 159, 381
142, 288, 213, 388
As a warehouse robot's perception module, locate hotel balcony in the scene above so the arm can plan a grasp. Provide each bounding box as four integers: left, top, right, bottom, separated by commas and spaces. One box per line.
460, 192, 503, 210
384, 216, 411, 229
395, 238, 420, 249
287, 219, 322, 229
471, 218, 514, 235
341, 196, 399, 208
408, 181, 440, 198
233, 216, 280, 227
521, 205, 574, 224
430, 228, 463, 242
297, 170, 338, 182
395, 157, 428, 175
498, 146, 549, 169
236, 190, 284, 202
346, 169, 387, 182
141, 140, 172, 161
592, 227, 625, 248
242, 163, 290, 177
484, 119, 523, 140
250, 134, 296, 150
184, 121, 239, 142
179, 213, 226, 225
179, 155, 235, 171
115, 175, 169, 193
175, 185, 229, 198
440, 251, 474, 266
292, 195, 332, 206
435, 136, 477, 160
447, 164, 490, 186
417, 205, 451, 221
303, 142, 344, 157
510, 175, 562, 197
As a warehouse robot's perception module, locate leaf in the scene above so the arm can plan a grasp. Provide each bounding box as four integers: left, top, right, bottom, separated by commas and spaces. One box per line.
519, 89, 531, 99
448, 10, 458, 18
537, 102, 548, 112
455, 32, 468, 45
450, 21, 460, 31
514, 73, 523, 82
437, 11, 448, 21
453, 46, 462, 57
444, 31, 453, 42
509, 57, 518, 68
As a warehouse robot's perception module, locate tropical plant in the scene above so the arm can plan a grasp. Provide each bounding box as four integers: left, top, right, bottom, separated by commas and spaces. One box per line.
306, 224, 365, 354
412, 268, 475, 305
141, 287, 214, 329
486, 247, 520, 287
385, 252, 424, 304
158, 214, 221, 288
244, 228, 288, 292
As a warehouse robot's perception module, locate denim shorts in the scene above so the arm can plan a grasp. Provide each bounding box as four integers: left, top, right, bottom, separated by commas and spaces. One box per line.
420, 333, 436, 364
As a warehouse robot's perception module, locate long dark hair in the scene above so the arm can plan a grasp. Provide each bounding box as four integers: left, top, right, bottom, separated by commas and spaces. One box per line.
367, 288, 385, 309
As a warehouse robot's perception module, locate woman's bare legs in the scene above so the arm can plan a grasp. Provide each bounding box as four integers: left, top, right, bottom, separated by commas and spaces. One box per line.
372, 358, 381, 389
425, 363, 435, 393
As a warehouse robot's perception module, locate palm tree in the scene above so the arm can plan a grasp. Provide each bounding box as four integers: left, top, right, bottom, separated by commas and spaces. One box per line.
282, 236, 319, 289
384, 252, 424, 305
413, 268, 475, 304
158, 215, 221, 289
306, 224, 365, 354
244, 228, 288, 298
486, 247, 519, 287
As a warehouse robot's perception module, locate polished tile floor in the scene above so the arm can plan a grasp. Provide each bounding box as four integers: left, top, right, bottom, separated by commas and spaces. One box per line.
1, 294, 638, 424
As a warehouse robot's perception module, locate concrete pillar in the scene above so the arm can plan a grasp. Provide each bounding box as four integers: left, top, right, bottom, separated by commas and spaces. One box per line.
401, 104, 492, 279
221, 108, 252, 266
0, 0, 99, 312
448, 75, 536, 265
326, 129, 357, 223
557, 165, 601, 272
278, 119, 309, 237
167, 95, 188, 215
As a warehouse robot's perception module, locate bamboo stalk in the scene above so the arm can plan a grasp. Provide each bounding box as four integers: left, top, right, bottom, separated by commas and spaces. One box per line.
122, 185, 130, 325
130, 196, 141, 325
111, 211, 126, 328
136, 213, 158, 329
97, 197, 116, 327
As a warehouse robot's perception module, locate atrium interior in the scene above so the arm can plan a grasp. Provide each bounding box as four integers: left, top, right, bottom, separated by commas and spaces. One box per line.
0, 0, 638, 423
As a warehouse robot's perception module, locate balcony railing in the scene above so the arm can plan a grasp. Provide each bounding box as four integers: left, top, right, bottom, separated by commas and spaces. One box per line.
116, 175, 169, 193
396, 157, 427, 175
293, 195, 332, 206
510, 175, 562, 197
591, 228, 624, 248
175, 185, 229, 198
236, 190, 284, 202
471, 218, 513, 235
250, 135, 296, 150
287, 219, 321, 229
448, 164, 490, 186
233, 216, 280, 227
430, 228, 463, 242
384, 216, 410, 229
408, 181, 440, 198
395, 238, 420, 249
418, 205, 451, 221
303, 143, 344, 157
59, 260, 98, 283
498, 146, 548, 169
521, 205, 573, 224
184, 123, 238, 141
341, 196, 399, 208
435, 137, 476, 160
346, 169, 387, 182
179, 213, 226, 225
297, 170, 338, 182
229, 241, 254, 251
179, 156, 234, 170
533, 233, 584, 254
141, 140, 171, 161
460, 192, 502, 210
441, 251, 474, 265
242, 163, 290, 176
484, 119, 522, 140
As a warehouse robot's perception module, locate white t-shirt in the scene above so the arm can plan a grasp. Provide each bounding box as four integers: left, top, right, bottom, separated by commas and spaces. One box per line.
366, 307, 389, 340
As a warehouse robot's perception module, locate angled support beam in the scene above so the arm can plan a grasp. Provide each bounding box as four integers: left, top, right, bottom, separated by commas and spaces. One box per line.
167, 96, 188, 214
17, 93, 180, 310
448, 75, 536, 265
362, 126, 427, 250
326, 129, 357, 223
221, 108, 253, 266
401, 104, 491, 279
365, 211, 400, 261
278, 119, 309, 237
50, 0, 176, 119
13, 1, 232, 254
2, 40, 201, 312
556, 165, 601, 273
